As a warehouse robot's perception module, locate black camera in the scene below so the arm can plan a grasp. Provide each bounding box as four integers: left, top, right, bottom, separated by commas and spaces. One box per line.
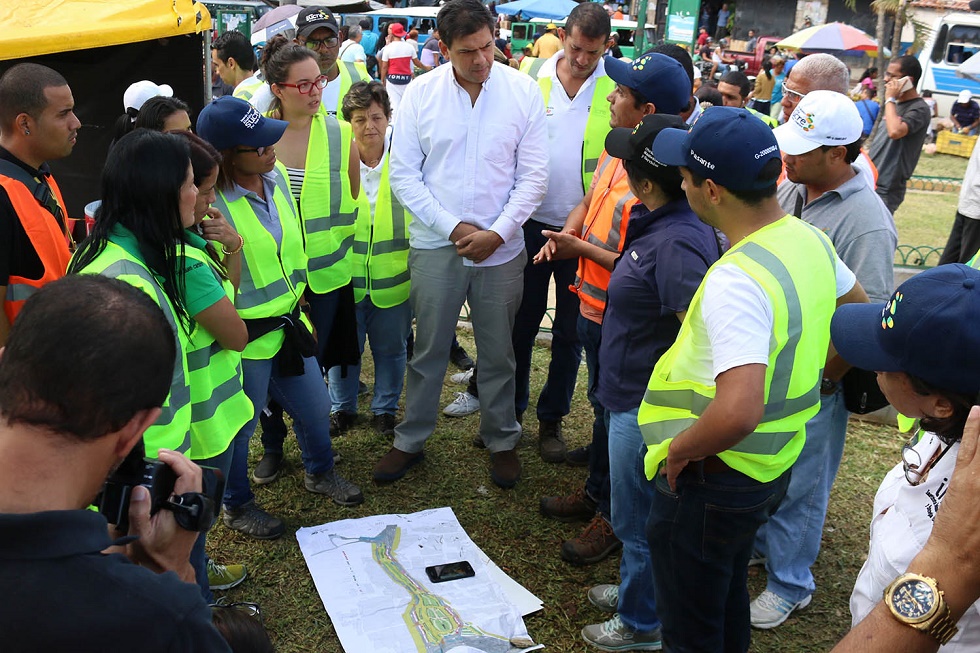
96, 440, 224, 534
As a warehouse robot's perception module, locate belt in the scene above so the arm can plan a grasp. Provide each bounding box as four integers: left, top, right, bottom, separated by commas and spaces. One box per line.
697, 455, 732, 474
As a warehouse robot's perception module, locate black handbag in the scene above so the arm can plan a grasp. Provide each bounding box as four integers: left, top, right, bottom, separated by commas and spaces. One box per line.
841, 367, 889, 414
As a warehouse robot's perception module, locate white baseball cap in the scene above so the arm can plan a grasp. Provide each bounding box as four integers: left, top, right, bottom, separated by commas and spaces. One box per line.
123, 80, 173, 112
773, 90, 863, 155
959, 89, 972, 104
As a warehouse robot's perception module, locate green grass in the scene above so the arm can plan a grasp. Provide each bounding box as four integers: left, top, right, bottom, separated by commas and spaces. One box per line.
209, 332, 905, 653
913, 151, 969, 180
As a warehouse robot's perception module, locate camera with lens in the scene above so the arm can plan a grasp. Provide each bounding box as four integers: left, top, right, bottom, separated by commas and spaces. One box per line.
96, 440, 224, 534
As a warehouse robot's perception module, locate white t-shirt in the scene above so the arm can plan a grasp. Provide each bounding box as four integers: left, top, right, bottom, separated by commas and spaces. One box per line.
340, 40, 366, 63
360, 129, 393, 216
670, 253, 856, 384
850, 433, 980, 652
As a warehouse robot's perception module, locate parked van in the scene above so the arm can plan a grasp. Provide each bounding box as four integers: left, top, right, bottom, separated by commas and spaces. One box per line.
919, 12, 980, 116
342, 6, 441, 53
509, 17, 655, 59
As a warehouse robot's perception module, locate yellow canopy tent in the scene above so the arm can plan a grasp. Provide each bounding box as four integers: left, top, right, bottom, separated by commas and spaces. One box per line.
0, 0, 213, 218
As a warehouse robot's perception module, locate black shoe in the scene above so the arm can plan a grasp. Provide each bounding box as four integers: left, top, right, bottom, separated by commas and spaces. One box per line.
252, 451, 283, 485
372, 413, 397, 436
330, 411, 357, 436
565, 444, 591, 467
450, 342, 474, 370
358, 380, 369, 396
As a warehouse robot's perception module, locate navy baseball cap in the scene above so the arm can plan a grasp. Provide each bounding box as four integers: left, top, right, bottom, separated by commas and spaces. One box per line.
604, 52, 691, 116
196, 96, 287, 151
604, 113, 690, 175
831, 264, 980, 396
652, 106, 782, 191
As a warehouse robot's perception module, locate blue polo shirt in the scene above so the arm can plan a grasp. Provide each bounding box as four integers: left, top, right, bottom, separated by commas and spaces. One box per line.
595, 199, 719, 413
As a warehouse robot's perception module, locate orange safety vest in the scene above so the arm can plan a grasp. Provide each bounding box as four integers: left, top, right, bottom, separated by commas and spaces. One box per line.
571, 151, 638, 315
0, 173, 72, 323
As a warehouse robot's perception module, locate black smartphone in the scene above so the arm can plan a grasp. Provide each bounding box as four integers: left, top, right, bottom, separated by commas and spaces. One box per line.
425, 561, 476, 583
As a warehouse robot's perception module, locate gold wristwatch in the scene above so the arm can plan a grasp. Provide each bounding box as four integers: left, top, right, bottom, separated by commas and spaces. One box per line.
883, 573, 959, 645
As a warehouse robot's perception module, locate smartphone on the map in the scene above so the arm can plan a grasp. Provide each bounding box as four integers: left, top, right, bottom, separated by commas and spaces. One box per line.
425, 561, 476, 583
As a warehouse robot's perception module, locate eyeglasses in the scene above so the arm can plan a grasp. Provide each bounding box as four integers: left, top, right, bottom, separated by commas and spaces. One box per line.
277, 75, 329, 95
303, 37, 339, 50
901, 429, 954, 486
210, 601, 263, 623
235, 146, 267, 156
781, 81, 807, 103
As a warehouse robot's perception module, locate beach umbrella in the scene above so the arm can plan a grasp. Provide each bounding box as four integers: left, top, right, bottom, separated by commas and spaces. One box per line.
253, 5, 303, 32
776, 22, 883, 53
495, 0, 579, 20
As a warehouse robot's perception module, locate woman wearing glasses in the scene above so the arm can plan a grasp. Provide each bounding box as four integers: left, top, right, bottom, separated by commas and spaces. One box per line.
196, 96, 363, 542
832, 264, 980, 651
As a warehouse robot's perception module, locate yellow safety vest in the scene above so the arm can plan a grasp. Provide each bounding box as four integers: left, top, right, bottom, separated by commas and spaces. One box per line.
521, 56, 616, 193
182, 240, 254, 459
748, 106, 779, 128
638, 216, 838, 482
276, 113, 359, 295
351, 153, 411, 308
72, 239, 192, 456
233, 75, 263, 103
320, 61, 371, 116
211, 171, 310, 360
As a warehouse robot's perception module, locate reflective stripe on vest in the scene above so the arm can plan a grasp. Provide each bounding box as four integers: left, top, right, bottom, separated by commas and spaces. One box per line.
748, 107, 779, 128
182, 245, 254, 460
638, 216, 838, 483
572, 152, 637, 313
284, 114, 359, 294
0, 174, 72, 324
212, 171, 309, 360
523, 57, 615, 193
74, 246, 192, 456
320, 61, 372, 116
351, 154, 412, 308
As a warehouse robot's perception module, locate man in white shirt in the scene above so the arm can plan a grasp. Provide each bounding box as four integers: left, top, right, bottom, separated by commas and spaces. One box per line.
339, 24, 366, 64
378, 0, 548, 488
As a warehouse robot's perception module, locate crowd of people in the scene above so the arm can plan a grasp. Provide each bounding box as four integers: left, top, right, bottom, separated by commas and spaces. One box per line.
6, 1, 980, 652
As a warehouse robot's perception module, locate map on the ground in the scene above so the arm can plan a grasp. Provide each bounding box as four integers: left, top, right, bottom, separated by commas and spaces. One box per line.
296, 507, 544, 653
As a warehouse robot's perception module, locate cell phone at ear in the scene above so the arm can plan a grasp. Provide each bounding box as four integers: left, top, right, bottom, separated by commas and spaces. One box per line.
899, 76, 913, 94
425, 561, 476, 583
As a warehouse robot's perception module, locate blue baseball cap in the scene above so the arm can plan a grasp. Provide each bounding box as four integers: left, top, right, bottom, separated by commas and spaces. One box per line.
604, 52, 691, 116
196, 96, 287, 151
831, 264, 980, 396
652, 106, 782, 191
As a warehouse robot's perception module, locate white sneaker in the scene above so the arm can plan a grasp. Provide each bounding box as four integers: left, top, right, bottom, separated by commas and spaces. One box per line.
443, 391, 480, 417
450, 368, 474, 385
750, 590, 812, 629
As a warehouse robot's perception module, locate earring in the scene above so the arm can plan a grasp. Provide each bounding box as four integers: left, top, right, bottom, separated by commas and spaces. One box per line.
23, 128, 30, 136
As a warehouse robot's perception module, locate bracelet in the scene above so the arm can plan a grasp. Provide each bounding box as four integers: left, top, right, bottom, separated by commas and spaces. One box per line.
222, 234, 244, 256
886, 97, 898, 104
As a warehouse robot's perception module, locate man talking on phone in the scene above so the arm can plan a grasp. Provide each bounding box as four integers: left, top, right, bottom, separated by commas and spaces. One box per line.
868, 55, 931, 214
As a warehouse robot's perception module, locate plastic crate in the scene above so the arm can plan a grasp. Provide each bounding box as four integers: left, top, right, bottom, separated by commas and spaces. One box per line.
936, 130, 977, 158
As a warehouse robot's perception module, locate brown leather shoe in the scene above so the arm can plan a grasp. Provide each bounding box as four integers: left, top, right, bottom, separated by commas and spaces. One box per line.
372, 447, 424, 483
538, 419, 566, 463
561, 514, 622, 565
539, 487, 598, 522
490, 448, 521, 489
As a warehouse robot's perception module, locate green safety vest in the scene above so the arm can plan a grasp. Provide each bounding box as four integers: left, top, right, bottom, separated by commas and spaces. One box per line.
276, 113, 359, 295
211, 171, 309, 360
748, 106, 779, 128
321, 61, 371, 116
638, 215, 838, 482
182, 241, 254, 459
73, 240, 192, 456
521, 56, 616, 193
351, 154, 412, 307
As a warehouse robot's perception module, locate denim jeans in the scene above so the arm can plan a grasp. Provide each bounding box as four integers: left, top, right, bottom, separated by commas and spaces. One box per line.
327, 297, 412, 415
579, 313, 610, 518
259, 289, 340, 453
189, 444, 235, 601
511, 220, 582, 421
224, 354, 335, 509
608, 408, 660, 633
648, 463, 789, 653
754, 388, 849, 603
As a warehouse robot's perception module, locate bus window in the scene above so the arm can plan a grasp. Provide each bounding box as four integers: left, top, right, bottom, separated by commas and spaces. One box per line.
931, 23, 948, 63
512, 24, 527, 40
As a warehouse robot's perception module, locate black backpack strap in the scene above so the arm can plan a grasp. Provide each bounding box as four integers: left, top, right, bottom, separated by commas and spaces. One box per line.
0, 158, 65, 227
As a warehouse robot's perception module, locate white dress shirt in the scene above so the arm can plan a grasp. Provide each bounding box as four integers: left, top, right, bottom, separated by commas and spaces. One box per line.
389, 61, 548, 267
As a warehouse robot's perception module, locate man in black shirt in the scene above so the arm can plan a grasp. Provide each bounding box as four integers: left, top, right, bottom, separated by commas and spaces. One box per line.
0, 276, 230, 653
0, 63, 79, 345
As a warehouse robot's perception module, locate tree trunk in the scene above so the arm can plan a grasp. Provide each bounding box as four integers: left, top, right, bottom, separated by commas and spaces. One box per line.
868, 3, 889, 143
891, 0, 907, 58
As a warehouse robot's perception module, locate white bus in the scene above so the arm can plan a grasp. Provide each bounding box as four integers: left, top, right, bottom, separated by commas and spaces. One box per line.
919, 12, 980, 116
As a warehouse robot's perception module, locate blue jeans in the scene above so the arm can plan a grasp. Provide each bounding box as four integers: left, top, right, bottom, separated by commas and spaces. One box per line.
608, 408, 660, 633
754, 388, 849, 603
189, 444, 235, 601
511, 220, 582, 421
259, 289, 341, 453
579, 314, 610, 518
224, 354, 335, 509
648, 463, 789, 653
327, 297, 412, 415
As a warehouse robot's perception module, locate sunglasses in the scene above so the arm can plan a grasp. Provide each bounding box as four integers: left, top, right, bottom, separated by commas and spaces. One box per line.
304, 37, 339, 50
901, 429, 953, 486
781, 81, 807, 103
235, 146, 268, 156
277, 75, 329, 95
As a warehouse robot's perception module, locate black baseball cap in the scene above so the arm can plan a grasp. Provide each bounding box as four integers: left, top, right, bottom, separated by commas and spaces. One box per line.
296, 7, 339, 39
